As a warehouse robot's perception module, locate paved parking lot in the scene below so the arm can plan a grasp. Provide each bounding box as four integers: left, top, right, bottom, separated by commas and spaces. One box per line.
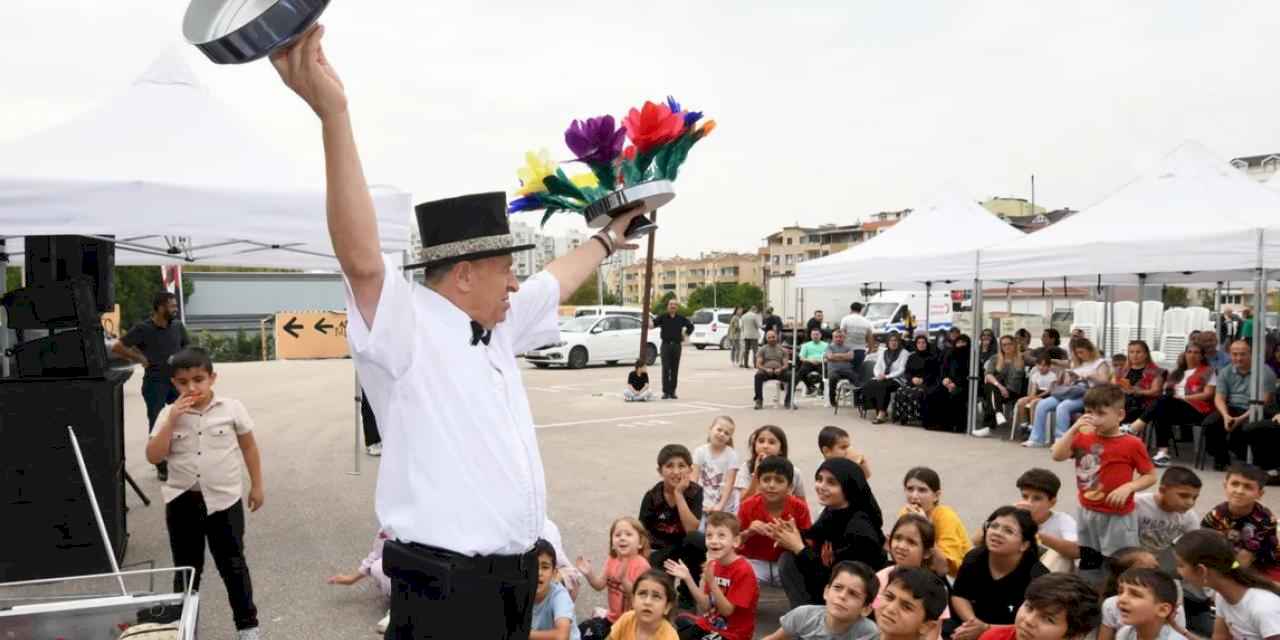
100, 348, 1279, 638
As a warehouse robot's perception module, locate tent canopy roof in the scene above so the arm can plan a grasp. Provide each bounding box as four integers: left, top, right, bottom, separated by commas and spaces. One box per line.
0, 48, 411, 270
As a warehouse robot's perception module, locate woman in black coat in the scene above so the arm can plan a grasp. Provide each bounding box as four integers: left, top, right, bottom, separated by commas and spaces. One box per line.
924, 333, 972, 433
770, 458, 888, 608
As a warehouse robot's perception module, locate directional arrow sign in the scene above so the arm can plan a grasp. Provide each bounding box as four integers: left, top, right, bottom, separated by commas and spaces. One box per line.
314, 317, 334, 335
282, 316, 303, 338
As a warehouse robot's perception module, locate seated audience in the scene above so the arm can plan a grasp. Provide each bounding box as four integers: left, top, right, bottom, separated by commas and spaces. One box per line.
735, 425, 806, 503
1200, 463, 1280, 581
817, 425, 872, 479
576, 517, 651, 639
1127, 344, 1216, 467
876, 567, 950, 640
824, 330, 859, 407
666, 511, 759, 640
899, 467, 971, 578
977, 329, 997, 367
754, 330, 794, 410
894, 334, 939, 426
1096, 548, 1187, 640
533, 539, 581, 640
1174, 530, 1280, 640
797, 329, 828, 397
606, 570, 680, 640
736, 456, 812, 588
923, 333, 971, 433
625, 361, 654, 402
949, 506, 1049, 640
1110, 568, 1187, 640
639, 445, 706, 605
1024, 337, 1111, 447
1013, 354, 1061, 440
975, 334, 1026, 437
864, 333, 908, 424
1022, 328, 1070, 368
977, 574, 1102, 640
1114, 340, 1165, 425
876, 515, 950, 640
1202, 340, 1276, 471
763, 561, 880, 640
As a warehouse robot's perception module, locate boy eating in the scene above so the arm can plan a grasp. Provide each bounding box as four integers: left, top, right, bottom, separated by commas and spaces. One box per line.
1200, 463, 1280, 580
1051, 384, 1157, 562
1114, 568, 1186, 640
1011, 468, 1079, 566
530, 539, 579, 640
764, 561, 880, 640
737, 456, 812, 586
144, 347, 264, 640
978, 573, 1101, 640
818, 425, 872, 479
875, 567, 949, 640
641, 444, 707, 599
666, 511, 759, 640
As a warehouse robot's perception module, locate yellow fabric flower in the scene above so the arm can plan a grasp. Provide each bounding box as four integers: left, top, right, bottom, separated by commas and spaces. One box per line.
515, 149, 556, 196
570, 172, 599, 189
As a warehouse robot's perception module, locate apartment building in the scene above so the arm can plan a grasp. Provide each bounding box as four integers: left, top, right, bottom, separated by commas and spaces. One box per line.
612, 252, 762, 306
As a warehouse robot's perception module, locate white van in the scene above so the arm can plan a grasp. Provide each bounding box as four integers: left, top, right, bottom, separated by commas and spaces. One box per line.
690, 307, 737, 350
863, 290, 955, 336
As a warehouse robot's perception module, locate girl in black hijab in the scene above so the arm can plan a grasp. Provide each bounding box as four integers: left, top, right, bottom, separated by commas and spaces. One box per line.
768, 458, 888, 608
924, 333, 972, 433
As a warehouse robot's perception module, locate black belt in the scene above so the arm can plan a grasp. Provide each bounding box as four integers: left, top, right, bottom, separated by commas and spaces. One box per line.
662, 339, 683, 344
395, 541, 537, 577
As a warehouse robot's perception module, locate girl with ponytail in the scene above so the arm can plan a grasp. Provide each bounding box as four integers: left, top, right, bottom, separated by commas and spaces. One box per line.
1174, 529, 1280, 639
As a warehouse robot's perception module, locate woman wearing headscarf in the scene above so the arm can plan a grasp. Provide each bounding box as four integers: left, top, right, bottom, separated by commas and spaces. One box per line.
767, 458, 888, 608
865, 333, 907, 424
894, 333, 939, 425
923, 333, 972, 433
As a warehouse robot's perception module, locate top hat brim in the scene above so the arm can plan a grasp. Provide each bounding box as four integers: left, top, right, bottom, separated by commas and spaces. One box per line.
401, 243, 536, 272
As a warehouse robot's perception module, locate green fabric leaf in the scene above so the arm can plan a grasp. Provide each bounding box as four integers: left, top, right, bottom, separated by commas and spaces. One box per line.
544, 170, 587, 201
591, 164, 617, 191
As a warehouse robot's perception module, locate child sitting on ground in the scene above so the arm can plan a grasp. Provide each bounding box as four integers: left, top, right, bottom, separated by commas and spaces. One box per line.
1014, 353, 1061, 437
737, 456, 812, 587
899, 467, 971, 577
1133, 466, 1201, 571
876, 514, 949, 639
977, 573, 1102, 640
640, 445, 705, 605
606, 570, 680, 640
692, 416, 740, 516
144, 347, 264, 640
577, 517, 652, 639
533, 539, 581, 640
1012, 468, 1078, 572
1051, 384, 1157, 562
1200, 463, 1280, 581
735, 425, 806, 503
817, 425, 872, 479
875, 567, 950, 640
625, 361, 654, 402
1174, 529, 1280, 640
326, 527, 393, 633
666, 511, 760, 640
1112, 567, 1187, 640
763, 561, 880, 640
1097, 548, 1186, 640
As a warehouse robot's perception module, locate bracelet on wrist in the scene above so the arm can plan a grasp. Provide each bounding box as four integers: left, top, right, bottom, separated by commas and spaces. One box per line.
590, 234, 613, 257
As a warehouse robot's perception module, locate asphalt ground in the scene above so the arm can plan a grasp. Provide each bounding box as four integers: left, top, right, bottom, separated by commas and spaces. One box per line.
92, 348, 1280, 638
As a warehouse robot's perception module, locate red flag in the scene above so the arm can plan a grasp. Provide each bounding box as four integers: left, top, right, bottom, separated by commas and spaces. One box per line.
162, 265, 181, 294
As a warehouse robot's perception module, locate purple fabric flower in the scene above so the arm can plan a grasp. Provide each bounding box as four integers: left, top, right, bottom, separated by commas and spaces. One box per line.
564, 115, 626, 166
507, 195, 543, 214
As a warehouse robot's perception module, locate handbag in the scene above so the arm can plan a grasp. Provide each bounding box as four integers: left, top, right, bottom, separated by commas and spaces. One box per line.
1049, 381, 1086, 401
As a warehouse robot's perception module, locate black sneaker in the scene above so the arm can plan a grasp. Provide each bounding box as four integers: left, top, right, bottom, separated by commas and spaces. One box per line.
754, 400, 763, 410
670, 394, 678, 400
156, 463, 168, 482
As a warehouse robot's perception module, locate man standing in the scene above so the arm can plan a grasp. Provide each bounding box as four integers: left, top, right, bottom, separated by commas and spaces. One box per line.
653, 300, 693, 399
824, 330, 858, 406
762, 306, 783, 338
753, 330, 792, 410
1203, 340, 1276, 471
796, 328, 827, 396
838, 302, 874, 377
271, 27, 645, 639
113, 291, 188, 480
739, 305, 762, 369
1199, 332, 1230, 370
806, 310, 825, 336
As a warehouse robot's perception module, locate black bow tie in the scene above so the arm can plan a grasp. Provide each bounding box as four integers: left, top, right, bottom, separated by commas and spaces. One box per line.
470, 321, 492, 346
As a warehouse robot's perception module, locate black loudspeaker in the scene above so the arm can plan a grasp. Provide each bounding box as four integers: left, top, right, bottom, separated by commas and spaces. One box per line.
24, 235, 115, 313
0, 277, 99, 330
0, 371, 130, 582
10, 328, 108, 378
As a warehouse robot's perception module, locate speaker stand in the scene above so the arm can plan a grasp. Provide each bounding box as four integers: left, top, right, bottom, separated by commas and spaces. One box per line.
124, 469, 151, 507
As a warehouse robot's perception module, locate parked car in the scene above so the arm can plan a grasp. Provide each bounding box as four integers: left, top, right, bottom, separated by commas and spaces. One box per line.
690, 307, 737, 350
571, 305, 650, 323
524, 314, 658, 369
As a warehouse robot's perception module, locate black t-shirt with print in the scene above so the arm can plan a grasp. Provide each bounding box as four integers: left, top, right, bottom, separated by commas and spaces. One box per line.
639, 481, 704, 551
628, 371, 649, 391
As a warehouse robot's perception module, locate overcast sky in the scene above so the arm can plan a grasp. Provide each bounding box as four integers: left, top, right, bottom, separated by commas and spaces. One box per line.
3, 2, 1279, 259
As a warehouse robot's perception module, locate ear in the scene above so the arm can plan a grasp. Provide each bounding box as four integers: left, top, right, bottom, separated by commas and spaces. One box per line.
454, 261, 476, 292
921, 620, 940, 639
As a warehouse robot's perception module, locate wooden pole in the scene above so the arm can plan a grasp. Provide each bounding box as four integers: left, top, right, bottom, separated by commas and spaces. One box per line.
637, 211, 659, 363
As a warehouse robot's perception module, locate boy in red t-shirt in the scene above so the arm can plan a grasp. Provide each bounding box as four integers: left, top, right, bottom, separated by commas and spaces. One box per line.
666, 511, 760, 640
737, 456, 813, 588
1051, 383, 1157, 557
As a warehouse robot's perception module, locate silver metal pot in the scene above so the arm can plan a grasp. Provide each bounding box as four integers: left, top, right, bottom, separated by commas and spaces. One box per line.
183, 0, 331, 65
581, 180, 674, 239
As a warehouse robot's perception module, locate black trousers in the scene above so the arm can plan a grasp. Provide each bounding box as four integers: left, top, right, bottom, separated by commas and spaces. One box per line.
741, 339, 758, 368
797, 362, 824, 392
661, 341, 683, 395
383, 540, 538, 640
828, 368, 858, 406
142, 377, 178, 472
864, 378, 900, 412
1203, 406, 1251, 468
754, 370, 793, 404
1140, 396, 1205, 448
649, 532, 706, 600
165, 491, 258, 630
981, 383, 1022, 427
361, 390, 381, 447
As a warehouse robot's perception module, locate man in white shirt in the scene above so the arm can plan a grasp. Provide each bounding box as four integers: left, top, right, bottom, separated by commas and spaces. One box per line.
839, 302, 874, 382
271, 28, 646, 639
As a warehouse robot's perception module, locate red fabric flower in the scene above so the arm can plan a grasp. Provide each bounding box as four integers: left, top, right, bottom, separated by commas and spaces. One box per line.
623, 101, 686, 155
622, 145, 637, 161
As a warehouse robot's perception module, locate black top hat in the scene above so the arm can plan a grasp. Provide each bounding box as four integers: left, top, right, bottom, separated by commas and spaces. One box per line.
403, 192, 536, 271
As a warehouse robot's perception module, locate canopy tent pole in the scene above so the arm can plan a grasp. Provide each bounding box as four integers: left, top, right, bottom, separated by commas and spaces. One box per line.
1215, 281, 1223, 339
967, 251, 983, 436
0, 239, 8, 378
1137, 274, 1146, 342
789, 287, 802, 410
924, 282, 932, 342
1252, 231, 1267, 421
1101, 284, 1110, 355
349, 370, 362, 476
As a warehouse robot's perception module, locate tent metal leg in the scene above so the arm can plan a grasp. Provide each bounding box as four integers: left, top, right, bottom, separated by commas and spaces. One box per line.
967, 252, 983, 436
1136, 274, 1146, 342
1252, 231, 1267, 421
0, 240, 8, 378
924, 282, 931, 341
349, 370, 362, 476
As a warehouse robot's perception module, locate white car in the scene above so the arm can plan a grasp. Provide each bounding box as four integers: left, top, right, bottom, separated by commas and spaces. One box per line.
690, 307, 737, 350
524, 314, 658, 369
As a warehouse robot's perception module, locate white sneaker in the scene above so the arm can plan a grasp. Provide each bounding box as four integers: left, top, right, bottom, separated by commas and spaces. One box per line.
994, 412, 1007, 427
972, 427, 992, 438
1119, 424, 1133, 435
237, 628, 261, 640
366, 443, 383, 457
1021, 440, 1046, 448
1152, 451, 1172, 467
376, 611, 390, 633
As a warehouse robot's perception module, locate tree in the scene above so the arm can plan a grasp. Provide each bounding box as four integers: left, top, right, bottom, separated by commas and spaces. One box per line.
5, 267, 19, 292
1162, 286, 1190, 307
686, 283, 766, 312
650, 291, 678, 315
1196, 288, 1216, 309
115, 266, 195, 330
566, 270, 619, 306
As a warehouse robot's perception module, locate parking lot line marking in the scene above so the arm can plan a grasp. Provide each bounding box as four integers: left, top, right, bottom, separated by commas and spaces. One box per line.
536, 407, 721, 429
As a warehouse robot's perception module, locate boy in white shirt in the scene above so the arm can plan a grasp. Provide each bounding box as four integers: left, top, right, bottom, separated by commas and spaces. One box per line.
1133, 466, 1201, 571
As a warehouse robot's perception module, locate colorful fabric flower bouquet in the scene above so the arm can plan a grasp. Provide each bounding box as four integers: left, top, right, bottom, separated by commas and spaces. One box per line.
507, 96, 715, 226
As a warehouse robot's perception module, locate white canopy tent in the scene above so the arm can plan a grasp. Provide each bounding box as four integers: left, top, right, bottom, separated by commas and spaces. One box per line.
0, 48, 413, 271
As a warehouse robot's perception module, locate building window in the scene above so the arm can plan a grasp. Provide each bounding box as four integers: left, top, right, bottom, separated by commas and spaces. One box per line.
785, 238, 792, 245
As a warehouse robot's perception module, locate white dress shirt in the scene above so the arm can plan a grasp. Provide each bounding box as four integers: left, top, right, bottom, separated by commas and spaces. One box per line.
153, 395, 255, 513
345, 254, 560, 556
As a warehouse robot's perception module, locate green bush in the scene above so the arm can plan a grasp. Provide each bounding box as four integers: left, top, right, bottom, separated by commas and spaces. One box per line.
190, 329, 273, 363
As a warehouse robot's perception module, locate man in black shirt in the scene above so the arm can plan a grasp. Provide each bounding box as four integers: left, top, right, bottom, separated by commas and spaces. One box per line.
762, 306, 783, 337
113, 291, 189, 479
652, 300, 694, 399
